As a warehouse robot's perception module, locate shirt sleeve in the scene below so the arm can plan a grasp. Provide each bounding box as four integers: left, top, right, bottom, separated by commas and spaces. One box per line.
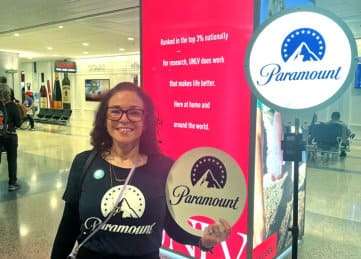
63, 151, 91, 204
51, 202, 81, 259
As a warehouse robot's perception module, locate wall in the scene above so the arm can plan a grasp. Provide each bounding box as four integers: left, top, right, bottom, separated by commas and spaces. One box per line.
19, 54, 140, 112
282, 81, 359, 133
74, 54, 139, 111
0, 51, 19, 95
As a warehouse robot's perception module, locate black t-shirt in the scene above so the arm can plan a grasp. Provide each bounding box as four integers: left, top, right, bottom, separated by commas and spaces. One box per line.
62, 151, 199, 256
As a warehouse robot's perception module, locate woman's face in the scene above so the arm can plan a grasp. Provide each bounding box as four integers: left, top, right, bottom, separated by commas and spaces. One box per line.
106, 90, 145, 148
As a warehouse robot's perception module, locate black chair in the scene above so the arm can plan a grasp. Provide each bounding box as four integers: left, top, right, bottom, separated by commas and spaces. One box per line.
37, 108, 49, 119
44, 109, 55, 119
51, 109, 64, 120
61, 109, 72, 121
311, 123, 343, 160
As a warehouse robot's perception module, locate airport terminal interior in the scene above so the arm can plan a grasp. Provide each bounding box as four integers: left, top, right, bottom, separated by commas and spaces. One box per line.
0, 0, 361, 258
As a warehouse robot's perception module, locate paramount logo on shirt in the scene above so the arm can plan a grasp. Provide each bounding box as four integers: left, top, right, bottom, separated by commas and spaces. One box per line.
83, 217, 156, 235
83, 185, 157, 235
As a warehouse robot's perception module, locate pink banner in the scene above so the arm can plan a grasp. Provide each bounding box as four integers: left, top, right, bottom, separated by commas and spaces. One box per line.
142, 1, 254, 258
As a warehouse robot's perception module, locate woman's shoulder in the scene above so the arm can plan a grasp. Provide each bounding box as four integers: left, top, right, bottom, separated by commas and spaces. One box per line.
147, 153, 174, 172
72, 150, 98, 165
149, 153, 174, 165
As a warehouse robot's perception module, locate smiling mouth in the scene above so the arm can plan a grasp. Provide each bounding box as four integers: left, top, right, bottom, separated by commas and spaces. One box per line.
117, 127, 134, 133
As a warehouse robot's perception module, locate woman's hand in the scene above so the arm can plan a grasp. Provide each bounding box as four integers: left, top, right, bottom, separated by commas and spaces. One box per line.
200, 219, 231, 251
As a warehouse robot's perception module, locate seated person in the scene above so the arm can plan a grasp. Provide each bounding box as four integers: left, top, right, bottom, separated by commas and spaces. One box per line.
327, 112, 352, 157
307, 113, 322, 144
22, 95, 35, 130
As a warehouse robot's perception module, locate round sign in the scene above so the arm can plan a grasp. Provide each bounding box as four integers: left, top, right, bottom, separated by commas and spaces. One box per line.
245, 8, 357, 111
166, 147, 247, 237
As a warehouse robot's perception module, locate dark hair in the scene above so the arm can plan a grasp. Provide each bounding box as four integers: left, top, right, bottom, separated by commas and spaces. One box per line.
0, 76, 7, 84
90, 82, 160, 156
331, 112, 340, 120
0, 83, 11, 103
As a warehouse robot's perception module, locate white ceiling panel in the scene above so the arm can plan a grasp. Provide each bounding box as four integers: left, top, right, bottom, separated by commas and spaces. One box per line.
0, 0, 139, 33
0, 1, 139, 60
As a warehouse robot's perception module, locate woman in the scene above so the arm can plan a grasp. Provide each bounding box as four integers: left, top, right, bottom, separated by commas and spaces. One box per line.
51, 82, 230, 259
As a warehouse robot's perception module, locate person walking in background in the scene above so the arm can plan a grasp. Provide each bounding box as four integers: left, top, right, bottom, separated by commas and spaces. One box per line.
0, 82, 21, 191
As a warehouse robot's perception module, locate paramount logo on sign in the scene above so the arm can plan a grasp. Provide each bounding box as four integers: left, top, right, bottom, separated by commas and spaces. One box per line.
247, 9, 356, 110
166, 147, 247, 237
257, 27, 342, 86
169, 156, 239, 210
191, 156, 226, 188
169, 185, 240, 209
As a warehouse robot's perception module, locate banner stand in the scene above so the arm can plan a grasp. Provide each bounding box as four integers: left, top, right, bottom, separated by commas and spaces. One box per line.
281, 119, 305, 259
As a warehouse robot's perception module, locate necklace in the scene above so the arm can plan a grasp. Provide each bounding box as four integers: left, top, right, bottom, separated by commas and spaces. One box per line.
109, 164, 129, 186
106, 154, 147, 187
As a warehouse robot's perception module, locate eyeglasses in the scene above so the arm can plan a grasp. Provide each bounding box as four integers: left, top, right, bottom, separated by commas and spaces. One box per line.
107, 107, 144, 122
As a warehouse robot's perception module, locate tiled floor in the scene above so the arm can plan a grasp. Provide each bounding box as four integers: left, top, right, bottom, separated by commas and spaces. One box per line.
293, 144, 361, 259
0, 111, 360, 258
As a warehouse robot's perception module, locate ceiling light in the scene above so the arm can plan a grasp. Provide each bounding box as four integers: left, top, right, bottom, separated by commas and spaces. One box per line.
119, 48, 125, 51
47, 47, 53, 50
82, 42, 89, 46
83, 51, 89, 54
127, 37, 135, 41
14, 33, 20, 37
58, 25, 64, 29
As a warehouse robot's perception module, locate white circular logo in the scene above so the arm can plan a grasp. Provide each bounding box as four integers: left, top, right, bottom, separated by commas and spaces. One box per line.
246, 9, 357, 110
166, 147, 247, 237
101, 185, 145, 218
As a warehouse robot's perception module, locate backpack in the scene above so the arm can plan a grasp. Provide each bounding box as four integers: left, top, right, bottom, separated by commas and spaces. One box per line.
0, 101, 9, 137
16, 103, 26, 121
0, 101, 8, 162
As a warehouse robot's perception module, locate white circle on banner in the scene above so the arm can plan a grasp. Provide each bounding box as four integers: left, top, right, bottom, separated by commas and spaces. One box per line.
246, 9, 357, 111
165, 147, 247, 237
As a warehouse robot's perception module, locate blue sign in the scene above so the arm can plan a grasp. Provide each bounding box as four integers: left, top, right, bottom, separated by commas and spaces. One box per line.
355, 61, 361, 88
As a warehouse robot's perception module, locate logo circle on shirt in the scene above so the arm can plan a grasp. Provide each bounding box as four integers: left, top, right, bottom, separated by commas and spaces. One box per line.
101, 185, 145, 219
166, 147, 246, 237
93, 169, 105, 180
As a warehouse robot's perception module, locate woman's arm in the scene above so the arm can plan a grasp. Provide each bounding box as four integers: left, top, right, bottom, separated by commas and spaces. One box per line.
51, 202, 81, 259
164, 207, 200, 246
164, 208, 231, 251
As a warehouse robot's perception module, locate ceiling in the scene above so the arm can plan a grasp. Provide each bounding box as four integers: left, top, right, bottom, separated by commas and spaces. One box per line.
0, 0, 359, 61
0, 0, 140, 60
316, 0, 361, 39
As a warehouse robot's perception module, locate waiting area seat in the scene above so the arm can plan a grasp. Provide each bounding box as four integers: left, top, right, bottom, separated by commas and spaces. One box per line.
34, 108, 72, 125
307, 123, 343, 161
